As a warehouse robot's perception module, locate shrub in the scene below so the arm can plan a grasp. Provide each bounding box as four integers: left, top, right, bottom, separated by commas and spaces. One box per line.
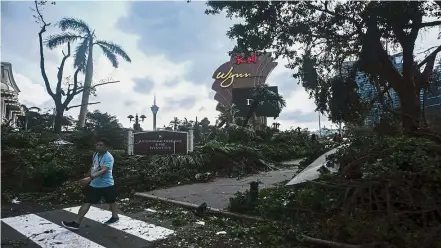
1, 144, 90, 191
115, 153, 207, 195
258, 143, 306, 162
65, 129, 97, 150
1, 131, 57, 148
227, 135, 441, 248
38, 181, 85, 204
199, 141, 269, 175
214, 125, 257, 143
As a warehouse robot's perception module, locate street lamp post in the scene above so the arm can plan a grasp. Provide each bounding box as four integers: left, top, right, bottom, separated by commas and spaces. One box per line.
127, 113, 146, 132
272, 122, 280, 131
318, 112, 322, 138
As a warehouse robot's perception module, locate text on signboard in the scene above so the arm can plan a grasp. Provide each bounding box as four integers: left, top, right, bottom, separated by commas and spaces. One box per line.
135, 139, 182, 144
234, 53, 257, 65
216, 67, 251, 88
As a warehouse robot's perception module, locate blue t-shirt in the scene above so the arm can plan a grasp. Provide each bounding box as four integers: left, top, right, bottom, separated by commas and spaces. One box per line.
90, 151, 114, 188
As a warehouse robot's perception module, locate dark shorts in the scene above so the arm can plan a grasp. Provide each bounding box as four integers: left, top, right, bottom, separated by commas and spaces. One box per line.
84, 185, 117, 204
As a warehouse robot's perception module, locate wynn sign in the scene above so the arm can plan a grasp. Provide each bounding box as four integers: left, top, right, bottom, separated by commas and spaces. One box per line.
211, 52, 278, 112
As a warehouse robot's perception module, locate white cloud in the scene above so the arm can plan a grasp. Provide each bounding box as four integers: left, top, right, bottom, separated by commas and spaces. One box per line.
13, 73, 50, 106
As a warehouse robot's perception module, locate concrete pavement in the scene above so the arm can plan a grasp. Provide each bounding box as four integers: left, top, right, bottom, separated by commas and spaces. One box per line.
140, 159, 302, 210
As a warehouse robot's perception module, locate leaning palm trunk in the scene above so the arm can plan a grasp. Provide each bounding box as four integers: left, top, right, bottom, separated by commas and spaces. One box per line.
78, 41, 94, 128
251, 114, 257, 129
242, 101, 260, 127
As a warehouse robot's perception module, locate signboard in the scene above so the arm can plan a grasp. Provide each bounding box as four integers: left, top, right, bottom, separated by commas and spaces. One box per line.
232, 86, 281, 117
211, 52, 278, 112
133, 131, 188, 155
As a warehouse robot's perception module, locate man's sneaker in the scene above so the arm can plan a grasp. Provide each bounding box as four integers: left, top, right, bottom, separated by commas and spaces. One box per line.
61, 221, 80, 230
104, 217, 119, 224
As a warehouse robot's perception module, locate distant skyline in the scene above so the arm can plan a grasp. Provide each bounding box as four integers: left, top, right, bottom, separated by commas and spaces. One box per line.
1, 1, 438, 131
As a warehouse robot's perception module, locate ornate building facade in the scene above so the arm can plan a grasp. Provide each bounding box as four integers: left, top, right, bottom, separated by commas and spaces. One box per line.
1, 62, 24, 128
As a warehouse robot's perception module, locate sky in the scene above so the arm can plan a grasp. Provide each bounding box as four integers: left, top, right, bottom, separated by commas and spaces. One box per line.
1, 1, 439, 132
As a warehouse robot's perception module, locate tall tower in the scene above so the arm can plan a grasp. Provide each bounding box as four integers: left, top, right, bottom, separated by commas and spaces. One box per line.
150, 95, 159, 130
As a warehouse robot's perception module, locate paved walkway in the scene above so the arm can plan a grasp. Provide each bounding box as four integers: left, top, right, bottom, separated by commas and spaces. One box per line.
1, 205, 175, 248
141, 159, 303, 210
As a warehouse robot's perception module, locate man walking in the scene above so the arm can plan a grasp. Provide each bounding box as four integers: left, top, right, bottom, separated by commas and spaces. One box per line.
62, 139, 119, 230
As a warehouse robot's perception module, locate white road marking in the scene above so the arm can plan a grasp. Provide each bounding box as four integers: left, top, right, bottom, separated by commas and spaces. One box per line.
64, 206, 174, 242
1, 214, 105, 248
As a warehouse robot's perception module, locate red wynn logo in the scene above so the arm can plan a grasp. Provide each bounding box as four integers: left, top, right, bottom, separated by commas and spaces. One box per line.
234, 53, 257, 65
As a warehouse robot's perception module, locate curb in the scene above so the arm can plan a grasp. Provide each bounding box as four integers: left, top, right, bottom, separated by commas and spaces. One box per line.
134, 192, 265, 222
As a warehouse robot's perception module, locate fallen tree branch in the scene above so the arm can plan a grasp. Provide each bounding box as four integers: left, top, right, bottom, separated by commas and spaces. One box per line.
418, 20, 441, 28
418, 45, 441, 68
417, 45, 440, 55
300, 235, 385, 248
134, 192, 266, 222
339, 148, 394, 178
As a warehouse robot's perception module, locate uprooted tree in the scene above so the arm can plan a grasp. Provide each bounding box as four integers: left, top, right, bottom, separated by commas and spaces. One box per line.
33, 0, 118, 133
206, 1, 441, 132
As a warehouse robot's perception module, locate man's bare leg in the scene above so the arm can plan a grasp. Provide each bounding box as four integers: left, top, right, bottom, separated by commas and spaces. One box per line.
109, 203, 119, 218
76, 203, 91, 224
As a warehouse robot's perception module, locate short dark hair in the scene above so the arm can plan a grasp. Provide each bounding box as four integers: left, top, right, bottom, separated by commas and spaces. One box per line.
96, 138, 108, 145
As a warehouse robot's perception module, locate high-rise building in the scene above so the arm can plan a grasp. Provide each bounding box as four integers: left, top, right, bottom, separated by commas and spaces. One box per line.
425, 87, 441, 109
423, 65, 441, 111
389, 53, 402, 109
354, 53, 440, 125
355, 69, 381, 125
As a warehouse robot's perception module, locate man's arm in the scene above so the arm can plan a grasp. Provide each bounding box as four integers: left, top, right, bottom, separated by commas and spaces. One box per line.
90, 167, 108, 179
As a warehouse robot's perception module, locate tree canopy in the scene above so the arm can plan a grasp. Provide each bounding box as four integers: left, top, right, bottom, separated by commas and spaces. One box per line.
242, 84, 286, 127
46, 18, 131, 71
84, 110, 126, 149
206, 1, 441, 131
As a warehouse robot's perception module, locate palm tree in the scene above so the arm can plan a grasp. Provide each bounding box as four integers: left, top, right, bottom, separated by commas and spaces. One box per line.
181, 118, 193, 130
169, 117, 180, 131
242, 84, 286, 127
46, 18, 131, 128
217, 104, 239, 128
20, 105, 41, 131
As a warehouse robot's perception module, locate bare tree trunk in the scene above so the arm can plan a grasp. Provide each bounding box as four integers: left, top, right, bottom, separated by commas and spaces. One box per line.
53, 107, 64, 133
78, 40, 94, 128
25, 114, 29, 131
398, 84, 421, 132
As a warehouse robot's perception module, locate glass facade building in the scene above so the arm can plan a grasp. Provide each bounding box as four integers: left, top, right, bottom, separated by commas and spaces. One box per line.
423, 65, 441, 111
355, 53, 440, 125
